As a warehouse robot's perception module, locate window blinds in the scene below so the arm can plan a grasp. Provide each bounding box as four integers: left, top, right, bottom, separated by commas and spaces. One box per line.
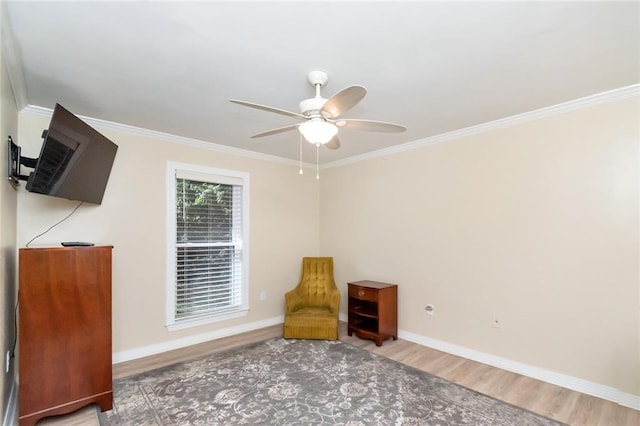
174, 175, 243, 321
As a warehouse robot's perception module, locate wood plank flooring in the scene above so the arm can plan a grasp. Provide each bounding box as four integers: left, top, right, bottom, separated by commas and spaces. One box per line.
37, 323, 639, 425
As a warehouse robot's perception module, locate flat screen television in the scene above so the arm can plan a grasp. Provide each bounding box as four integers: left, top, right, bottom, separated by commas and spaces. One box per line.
23, 104, 118, 205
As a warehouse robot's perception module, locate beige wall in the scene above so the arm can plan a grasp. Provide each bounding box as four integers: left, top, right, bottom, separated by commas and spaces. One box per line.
13, 93, 639, 400
0, 18, 19, 424
16, 112, 321, 354
320, 97, 639, 396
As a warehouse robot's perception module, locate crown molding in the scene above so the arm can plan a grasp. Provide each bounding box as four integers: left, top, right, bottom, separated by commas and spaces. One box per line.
22, 105, 316, 169
21, 83, 639, 171
323, 84, 640, 170
1, 3, 28, 110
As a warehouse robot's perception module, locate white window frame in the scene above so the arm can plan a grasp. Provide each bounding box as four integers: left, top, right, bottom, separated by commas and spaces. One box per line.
166, 161, 250, 331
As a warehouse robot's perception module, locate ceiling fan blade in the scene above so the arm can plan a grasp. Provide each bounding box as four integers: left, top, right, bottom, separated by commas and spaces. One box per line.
320, 85, 367, 119
336, 118, 406, 133
230, 99, 307, 120
250, 124, 299, 138
325, 135, 340, 150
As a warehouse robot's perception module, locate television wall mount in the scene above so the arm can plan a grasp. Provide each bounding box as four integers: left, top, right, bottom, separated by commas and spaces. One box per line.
7, 136, 37, 188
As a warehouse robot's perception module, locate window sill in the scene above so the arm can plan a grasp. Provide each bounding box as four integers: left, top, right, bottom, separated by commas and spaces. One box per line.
166, 308, 249, 332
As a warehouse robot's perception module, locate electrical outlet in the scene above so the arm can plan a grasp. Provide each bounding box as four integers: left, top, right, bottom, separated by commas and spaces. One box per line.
260, 291, 267, 301
492, 314, 502, 328
424, 304, 435, 316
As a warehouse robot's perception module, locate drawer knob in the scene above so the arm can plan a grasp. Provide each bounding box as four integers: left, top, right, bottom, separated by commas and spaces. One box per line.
358, 290, 364, 297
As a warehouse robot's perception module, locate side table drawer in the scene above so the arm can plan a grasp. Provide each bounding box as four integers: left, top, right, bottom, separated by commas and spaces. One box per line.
349, 285, 378, 302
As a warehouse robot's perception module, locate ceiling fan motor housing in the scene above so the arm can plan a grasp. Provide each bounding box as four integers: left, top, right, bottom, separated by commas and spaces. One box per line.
299, 97, 327, 116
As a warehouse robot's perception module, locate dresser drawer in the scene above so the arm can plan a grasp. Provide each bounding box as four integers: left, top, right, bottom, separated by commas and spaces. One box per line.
349, 285, 378, 302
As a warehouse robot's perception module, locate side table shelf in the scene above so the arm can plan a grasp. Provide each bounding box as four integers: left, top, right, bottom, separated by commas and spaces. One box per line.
347, 280, 398, 346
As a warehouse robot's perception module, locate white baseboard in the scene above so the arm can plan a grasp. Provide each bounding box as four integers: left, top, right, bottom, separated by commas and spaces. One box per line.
398, 329, 640, 411
4, 317, 285, 424
2, 377, 17, 426
113, 316, 640, 411
112, 315, 284, 364
339, 314, 639, 410
618, 392, 640, 411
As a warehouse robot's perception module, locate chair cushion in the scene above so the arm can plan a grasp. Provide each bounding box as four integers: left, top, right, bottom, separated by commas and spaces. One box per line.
283, 309, 338, 340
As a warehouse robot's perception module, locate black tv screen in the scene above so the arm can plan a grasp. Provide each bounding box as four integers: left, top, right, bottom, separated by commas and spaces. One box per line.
25, 104, 118, 205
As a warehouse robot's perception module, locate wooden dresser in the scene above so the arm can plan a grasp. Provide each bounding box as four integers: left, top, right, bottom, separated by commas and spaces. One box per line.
347, 280, 397, 346
18, 246, 113, 426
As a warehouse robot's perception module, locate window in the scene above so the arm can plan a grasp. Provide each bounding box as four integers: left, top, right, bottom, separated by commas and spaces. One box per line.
166, 162, 249, 330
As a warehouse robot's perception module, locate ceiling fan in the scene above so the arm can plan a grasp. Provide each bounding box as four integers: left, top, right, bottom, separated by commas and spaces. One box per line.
230, 70, 406, 150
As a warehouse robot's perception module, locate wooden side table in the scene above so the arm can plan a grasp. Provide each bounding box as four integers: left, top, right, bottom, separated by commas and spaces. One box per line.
347, 280, 398, 346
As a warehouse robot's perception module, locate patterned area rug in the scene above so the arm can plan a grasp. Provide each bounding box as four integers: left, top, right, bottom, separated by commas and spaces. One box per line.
99, 338, 565, 425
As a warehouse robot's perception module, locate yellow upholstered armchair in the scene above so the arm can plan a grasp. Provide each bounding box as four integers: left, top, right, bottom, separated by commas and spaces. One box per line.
283, 257, 340, 340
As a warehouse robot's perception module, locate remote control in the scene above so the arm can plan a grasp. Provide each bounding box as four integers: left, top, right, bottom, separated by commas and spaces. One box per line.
61, 242, 95, 247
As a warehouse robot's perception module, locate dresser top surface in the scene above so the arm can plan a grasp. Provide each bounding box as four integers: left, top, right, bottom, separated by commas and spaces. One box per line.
348, 280, 397, 290
20, 245, 113, 252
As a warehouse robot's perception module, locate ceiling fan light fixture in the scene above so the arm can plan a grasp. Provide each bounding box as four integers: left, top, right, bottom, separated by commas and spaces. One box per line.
298, 119, 338, 145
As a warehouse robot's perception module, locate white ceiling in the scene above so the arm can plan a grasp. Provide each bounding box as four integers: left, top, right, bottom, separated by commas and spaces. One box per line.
3, 1, 639, 164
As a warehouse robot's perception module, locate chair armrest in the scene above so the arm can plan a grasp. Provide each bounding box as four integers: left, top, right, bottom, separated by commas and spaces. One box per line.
328, 289, 340, 314
285, 289, 304, 313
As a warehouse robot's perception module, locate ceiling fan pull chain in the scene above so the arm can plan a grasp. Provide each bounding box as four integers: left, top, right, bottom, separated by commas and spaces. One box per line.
299, 133, 304, 175
316, 143, 320, 180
